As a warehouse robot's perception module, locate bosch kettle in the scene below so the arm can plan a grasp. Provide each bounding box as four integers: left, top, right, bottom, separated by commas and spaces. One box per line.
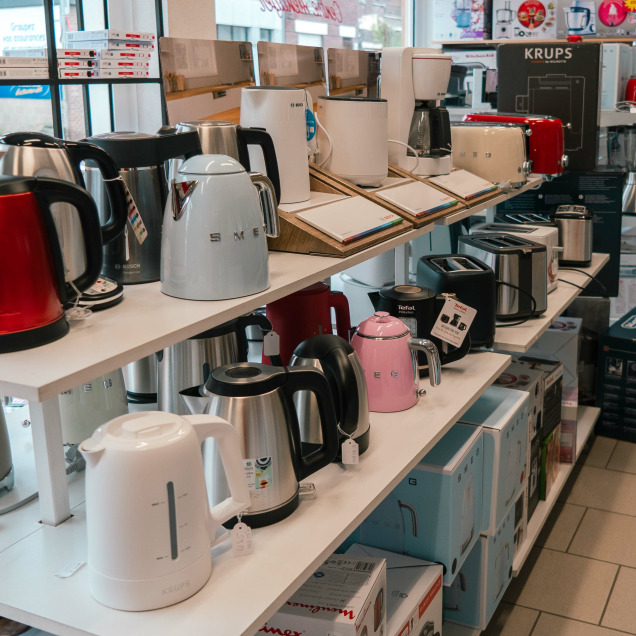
80, 411, 250, 611
180, 363, 339, 527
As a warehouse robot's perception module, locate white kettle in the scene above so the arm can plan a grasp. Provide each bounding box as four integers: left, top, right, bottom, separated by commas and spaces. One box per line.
80, 411, 251, 611
161, 154, 279, 301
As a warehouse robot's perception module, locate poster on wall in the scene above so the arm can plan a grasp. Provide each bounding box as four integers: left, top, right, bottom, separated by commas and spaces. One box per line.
557, 0, 636, 38
432, 0, 490, 41
492, 0, 558, 39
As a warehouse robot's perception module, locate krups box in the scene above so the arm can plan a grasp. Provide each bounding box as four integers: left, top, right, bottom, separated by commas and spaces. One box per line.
443, 506, 515, 631
433, 0, 490, 41
540, 424, 561, 500
492, 0, 558, 40
460, 386, 529, 535
346, 545, 443, 636
497, 42, 602, 172
358, 424, 483, 586
261, 555, 386, 636
557, 0, 636, 39
600, 43, 632, 110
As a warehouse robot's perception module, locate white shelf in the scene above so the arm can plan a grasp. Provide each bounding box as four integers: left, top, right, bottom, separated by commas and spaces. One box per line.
434, 176, 544, 226
0, 351, 511, 636
600, 109, 636, 127
492, 253, 610, 353
512, 405, 600, 576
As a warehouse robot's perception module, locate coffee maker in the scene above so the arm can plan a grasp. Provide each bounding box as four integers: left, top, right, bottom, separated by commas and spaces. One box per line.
382, 47, 453, 177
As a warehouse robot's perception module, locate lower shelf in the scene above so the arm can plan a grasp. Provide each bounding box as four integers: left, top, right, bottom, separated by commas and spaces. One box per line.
512, 405, 600, 576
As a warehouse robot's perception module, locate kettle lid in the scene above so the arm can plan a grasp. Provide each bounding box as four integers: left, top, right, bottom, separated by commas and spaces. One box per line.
379, 285, 436, 302
356, 312, 410, 339
0, 131, 64, 148
0, 175, 37, 195
292, 334, 353, 360
178, 154, 245, 176
205, 362, 286, 397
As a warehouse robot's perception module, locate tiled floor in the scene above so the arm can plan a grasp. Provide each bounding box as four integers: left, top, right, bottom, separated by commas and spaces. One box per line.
484, 435, 636, 635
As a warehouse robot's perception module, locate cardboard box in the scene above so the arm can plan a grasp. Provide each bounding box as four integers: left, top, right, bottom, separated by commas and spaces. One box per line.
97, 59, 149, 68
497, 42, 602, 172
2, 48, 46, 57
346, 545, 443, 636
358, 424, 483, 585
0, 56, 47, 67
492, 0, 558, 40
57, 48, 98, 58
527, 434, 541, 521
601, 43, 632, 110
95, 69, 149, 78
64, 29, 156, 42
461, 386, 529, 535
540, 425, 561, 500
557, 0, 636, 39
64, 40, 155, 51
513, 485, 527, 556
98, 49, 153, 59
261, 554, 386, 636
58, 60, 96, 68
58, 70, 97, 78
0, 67, 48, 78
443, 506, 515, 631
433, 0, 489, 41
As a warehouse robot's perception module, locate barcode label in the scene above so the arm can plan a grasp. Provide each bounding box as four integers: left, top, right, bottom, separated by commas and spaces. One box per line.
354, 561, 375, 572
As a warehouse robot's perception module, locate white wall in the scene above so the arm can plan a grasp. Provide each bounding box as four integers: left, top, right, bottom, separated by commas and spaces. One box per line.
163, 0, 216, 38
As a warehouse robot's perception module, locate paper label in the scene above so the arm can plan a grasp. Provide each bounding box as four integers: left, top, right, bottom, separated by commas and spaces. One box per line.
231, 522, 253, 557
430, 297, 477, 348
121, 180, 147, 245
263, 331, 280, 357
341, 439, 359, 465
55, 560, 85, 578
244, 457, 273, 491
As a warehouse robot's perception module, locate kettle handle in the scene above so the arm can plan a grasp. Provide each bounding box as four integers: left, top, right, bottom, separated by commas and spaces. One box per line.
282, 368, 339, 480
64, 140, 128, 245
33, 177, 103, 301
237, 126, 281, 205
324, 346, 359, 437
250, 172, 280, 238
329, 291, 351, 342
408, 337, 442, 388
185, 414, 251, 543
236, 312, 274, 362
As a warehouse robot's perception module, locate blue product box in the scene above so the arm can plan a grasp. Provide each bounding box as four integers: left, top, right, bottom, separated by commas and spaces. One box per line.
460, 386, 529, 535
358, 423, 483, 586
443, 505, 515, 631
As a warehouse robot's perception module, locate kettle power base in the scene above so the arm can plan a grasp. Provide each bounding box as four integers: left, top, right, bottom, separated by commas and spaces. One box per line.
0, 316, 69, 354
77, 277, 124, 312
222, 492, 300, 529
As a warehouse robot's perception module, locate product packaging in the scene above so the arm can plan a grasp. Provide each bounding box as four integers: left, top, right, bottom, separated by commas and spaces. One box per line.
261, 554, 386, 636
346, 544, 443, 636
57, 60, 96, 68
492, 0, 558, 39
443, 506, 515, 630
601, 43, 632, 110
98, 50, 153, 59
432, 0, 489, 41
58, 70, 97, 78
57, 49, 98, 58
94, 69, 150, 78
357, 423, 483, 585
63, 40, 155, 51
64, 29, 156, 42
0, 56, 48, 67
514, 484, 527, 555
97, 60, 149, 68
0, 67, 48, 78
527, 433, 541, 520
461, 386, 529, 535
540, 424, 561, 500
557, 0, 636, 39
2, 48, 46, 57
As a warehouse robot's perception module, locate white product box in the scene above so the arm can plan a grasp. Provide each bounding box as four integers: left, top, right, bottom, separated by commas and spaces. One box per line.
443, 505, 515, 630
97, 59, 149, 69
98, 49, 153, 60
358, 423, 483, 585
64, 29, 155, 42
58, 60, 96, 68
513, 485, 527, 555
460, 386, 529, 535
447, 49, 498, 69
601, 43, 632, 110
0, 67, 48, 78
65, 40, 155, 51
0, 56, 47, 67
557, 0, 636, 38
261, 555, 386, 636
346, 545, 443, 636
57, 49, 98, 58
58, 69, 97, 78
492, 0, 558, 40
432, 0, 488, 41
95, 70, 149, 78
2, 48, 46, 57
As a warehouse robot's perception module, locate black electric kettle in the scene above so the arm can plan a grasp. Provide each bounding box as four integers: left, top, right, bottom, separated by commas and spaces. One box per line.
369, 285, 471, 375
290, 335, 370, 460
179, 362, 339, 527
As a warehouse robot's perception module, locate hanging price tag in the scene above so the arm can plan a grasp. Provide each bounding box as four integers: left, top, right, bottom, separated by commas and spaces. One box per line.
55, 560, 85, 578
341, 438, 359, 465
231, 522, 254, 557
121, 180, 147, 245
263, 331, 280, 358
430, 297, 477, 348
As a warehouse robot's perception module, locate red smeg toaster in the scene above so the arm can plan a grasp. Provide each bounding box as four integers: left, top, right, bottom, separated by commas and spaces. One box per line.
463, 113, 568, 179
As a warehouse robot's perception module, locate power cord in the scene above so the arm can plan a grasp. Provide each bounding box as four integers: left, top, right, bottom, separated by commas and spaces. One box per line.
558, 278, 587, 292
559, 267, 608, 297
495, 280, 538, 328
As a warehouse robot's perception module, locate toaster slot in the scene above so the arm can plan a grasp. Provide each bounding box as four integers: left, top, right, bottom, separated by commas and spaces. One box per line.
431, 256, 485, 272
475, 235, 529, 250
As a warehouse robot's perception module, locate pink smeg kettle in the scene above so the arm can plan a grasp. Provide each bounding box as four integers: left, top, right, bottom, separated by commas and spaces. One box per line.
351, 312, 441, 413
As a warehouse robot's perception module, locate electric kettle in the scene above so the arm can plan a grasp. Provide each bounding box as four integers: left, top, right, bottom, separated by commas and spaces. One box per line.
351, 312, 441, 413
0, 132, 127, 283
179, 362, 339, 527
290, 335, 370, 460
161, 155, 279, 301
80, 411, 251, 611
0, 405, 14, 493
0, 176, 103, 353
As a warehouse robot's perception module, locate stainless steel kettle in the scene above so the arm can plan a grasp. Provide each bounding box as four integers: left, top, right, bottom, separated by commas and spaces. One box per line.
180, 362, 339, 527
0, 132, 127, 282
290, 335, 370, 460
0, 405, 14, 493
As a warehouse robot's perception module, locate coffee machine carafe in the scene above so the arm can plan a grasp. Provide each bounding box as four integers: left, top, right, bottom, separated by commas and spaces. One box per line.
382, 47, 453, 177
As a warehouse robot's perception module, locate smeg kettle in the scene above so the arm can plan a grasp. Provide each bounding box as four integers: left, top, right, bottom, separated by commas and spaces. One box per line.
80, 411, 250, 611
180, 363, 339, 527
351, 312, 441, 413
161, 155, 279, 301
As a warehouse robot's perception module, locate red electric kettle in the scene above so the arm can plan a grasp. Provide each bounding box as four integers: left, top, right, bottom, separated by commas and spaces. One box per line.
0, 176, 103, 353
264, 282, 351, 365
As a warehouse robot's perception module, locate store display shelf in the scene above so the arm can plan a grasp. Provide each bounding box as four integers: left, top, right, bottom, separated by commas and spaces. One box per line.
0, 352, 511, 636
442, 622, 480, 636
434, 176, 544, 226
512, 405, 600, 576
492, 253, 610, 353
599, 110, 636, 127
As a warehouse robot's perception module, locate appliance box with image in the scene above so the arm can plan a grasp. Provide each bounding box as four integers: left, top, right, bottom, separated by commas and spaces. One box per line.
432, 0, 489, 41
557, 0, 636, 38
492, 0, 558, 39
527, 433, 541, 521
514, 485, 527, 555
540, 424, 561, 500
600, 43, 632, 110
443, 506, 515, 631
346, 544, 443, 636
261, 555, 386, 636
460, 386, 529, 535
357, 423, 483, 585
496, 42, 602, 172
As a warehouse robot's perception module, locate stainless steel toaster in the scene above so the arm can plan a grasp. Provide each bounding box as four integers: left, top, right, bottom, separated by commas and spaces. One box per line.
552, 205, 593, 266
457, 233, 548, 320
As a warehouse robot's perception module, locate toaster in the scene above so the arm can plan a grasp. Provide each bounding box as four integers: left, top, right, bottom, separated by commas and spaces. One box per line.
552, 205, 593, 266
416, 254, 497, 348
457, 233, 548, 321
450, 123, 532, 188
463, 113, 568, 179
495, 211, 553, 226
472, 222, 561, 293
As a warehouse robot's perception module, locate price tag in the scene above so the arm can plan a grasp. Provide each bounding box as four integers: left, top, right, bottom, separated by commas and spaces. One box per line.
231, 522, 254, 557
263, 331, 280, 357
430, 297, 477, 348
55, 560, 85, 578
341, 439, 359, 465
122, 180, 147, 245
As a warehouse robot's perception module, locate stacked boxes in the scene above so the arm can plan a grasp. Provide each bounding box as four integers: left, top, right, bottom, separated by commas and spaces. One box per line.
0, 54, 48, 80
540, 425, 561, 500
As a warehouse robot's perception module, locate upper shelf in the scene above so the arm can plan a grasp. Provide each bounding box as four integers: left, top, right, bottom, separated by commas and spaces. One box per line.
492, 253, 610, 353
0, 351, 511, 636
436, 37, 636, 47
599, 110, 636, 127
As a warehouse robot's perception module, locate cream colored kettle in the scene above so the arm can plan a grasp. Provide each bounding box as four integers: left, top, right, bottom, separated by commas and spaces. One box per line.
80, 411, 251, 611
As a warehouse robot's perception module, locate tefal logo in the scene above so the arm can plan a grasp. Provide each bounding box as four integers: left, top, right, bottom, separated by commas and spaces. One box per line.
524, 47, 573, 60
454, 301, 468, 311
259, 625, 302, 636
285, 601, 354, 620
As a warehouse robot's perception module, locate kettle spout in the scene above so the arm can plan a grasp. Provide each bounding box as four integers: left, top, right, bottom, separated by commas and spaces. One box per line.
78, 438, 105, 467
368, 291, 381, 311
179, 385, 210, 414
